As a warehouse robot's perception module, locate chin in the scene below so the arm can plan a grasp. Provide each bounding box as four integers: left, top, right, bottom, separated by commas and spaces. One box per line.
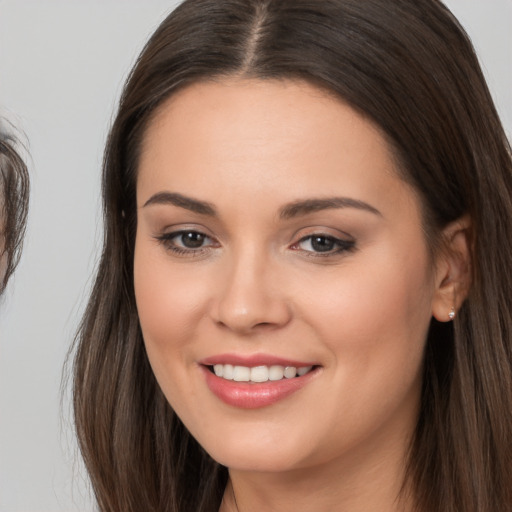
209, 446, 303, 473
191, 424, 315, 473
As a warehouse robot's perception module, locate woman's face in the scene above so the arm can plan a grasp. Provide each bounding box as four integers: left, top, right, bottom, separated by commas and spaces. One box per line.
134, 79, 442, 474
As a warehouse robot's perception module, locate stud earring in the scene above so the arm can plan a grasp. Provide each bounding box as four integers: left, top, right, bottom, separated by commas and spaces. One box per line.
448, 307, 456, 320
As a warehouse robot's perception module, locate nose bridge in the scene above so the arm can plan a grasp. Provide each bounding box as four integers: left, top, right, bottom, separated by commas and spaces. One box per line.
213, 242, 290, 333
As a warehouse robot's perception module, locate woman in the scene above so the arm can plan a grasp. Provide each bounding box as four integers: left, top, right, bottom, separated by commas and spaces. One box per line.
0, 129, 29, 293
72, 1, 512, 511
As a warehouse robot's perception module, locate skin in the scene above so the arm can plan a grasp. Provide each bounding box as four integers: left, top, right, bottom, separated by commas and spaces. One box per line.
134, 79, 467, 512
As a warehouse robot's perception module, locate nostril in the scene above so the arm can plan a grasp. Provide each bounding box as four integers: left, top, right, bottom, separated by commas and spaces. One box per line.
254, 321, 273, 328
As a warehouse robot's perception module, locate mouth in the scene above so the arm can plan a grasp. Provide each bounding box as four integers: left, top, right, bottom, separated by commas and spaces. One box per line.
199, 357, 321, 409
206, 363, 316, 383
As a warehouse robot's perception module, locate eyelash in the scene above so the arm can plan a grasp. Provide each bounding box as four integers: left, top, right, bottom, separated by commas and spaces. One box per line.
291, 234, 356, 257
155, 230, 356, 258
156, 230, 218, 257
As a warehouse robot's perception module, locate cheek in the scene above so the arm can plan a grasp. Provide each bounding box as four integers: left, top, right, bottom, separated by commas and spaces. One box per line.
300, 245, 433, 398
133, 242, 216, 423
133, 240, 208, 370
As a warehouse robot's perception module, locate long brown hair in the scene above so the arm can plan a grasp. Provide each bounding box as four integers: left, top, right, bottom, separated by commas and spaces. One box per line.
72, 1, 512, 510
0, 129, 29, 292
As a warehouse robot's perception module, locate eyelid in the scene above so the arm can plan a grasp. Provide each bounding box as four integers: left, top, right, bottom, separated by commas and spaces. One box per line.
291, 224, 354, 240
154, 227, 220, 256
153, 225, 355, 258
289, 228, 356, 257
294, 234, 354, 251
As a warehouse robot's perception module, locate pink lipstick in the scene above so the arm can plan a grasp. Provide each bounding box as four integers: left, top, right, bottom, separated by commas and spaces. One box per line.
199, 353, 320, 409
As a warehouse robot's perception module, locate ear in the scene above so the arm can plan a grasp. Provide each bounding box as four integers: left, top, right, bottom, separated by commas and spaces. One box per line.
431, 215, 472, 322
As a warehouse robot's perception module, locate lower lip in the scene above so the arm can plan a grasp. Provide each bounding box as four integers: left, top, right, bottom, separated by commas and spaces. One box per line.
201, 366, 319, 409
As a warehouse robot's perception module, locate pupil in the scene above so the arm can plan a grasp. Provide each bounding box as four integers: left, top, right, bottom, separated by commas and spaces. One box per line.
182, 232, 205, 248
311, 236, 335, 252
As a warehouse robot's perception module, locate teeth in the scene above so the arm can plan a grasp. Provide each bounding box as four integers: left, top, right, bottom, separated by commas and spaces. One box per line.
233, 366, 250, 382
284, 366, 297, 379
223, 364, 234, 380
297, 366, 313, 376
250, 366, 269, 382
210, 364, 314, 382
269, 365, 285, 381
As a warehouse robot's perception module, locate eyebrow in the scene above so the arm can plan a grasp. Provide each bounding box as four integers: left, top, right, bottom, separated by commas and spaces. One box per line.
279, 197, 381, 219
143, 192, 217, 216
142, 191, 381, 218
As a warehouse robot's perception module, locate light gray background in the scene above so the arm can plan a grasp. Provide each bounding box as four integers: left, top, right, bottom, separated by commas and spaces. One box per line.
0, 1, 510, 511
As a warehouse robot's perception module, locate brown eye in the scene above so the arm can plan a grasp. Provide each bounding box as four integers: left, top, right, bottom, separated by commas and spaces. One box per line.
310, 236, 336, 252
179, 231, 206, 248
295, 234, 355, 255
156, 229, 218, 255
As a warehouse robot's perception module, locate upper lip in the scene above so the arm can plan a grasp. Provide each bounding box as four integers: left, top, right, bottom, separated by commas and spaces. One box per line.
200, 353, 318, 367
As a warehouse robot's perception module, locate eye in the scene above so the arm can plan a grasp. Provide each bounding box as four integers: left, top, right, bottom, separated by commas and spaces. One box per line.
293, 234, 355, 255
174, 231, 208, 248
156, 229, 218, 255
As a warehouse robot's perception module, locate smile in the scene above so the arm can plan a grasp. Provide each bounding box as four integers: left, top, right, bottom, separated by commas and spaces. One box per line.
200, 358, 321, 409
210, 364, 314, 382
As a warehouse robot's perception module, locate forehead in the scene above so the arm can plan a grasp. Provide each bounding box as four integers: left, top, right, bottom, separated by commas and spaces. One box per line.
141, 78, 390, 157
137, 78, 418, 221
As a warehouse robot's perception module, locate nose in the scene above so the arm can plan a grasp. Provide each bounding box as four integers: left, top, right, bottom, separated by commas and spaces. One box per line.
211, 249, 292, 335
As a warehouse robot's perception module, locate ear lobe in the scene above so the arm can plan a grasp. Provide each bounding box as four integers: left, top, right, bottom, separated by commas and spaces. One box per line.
431, 215, 472, 322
